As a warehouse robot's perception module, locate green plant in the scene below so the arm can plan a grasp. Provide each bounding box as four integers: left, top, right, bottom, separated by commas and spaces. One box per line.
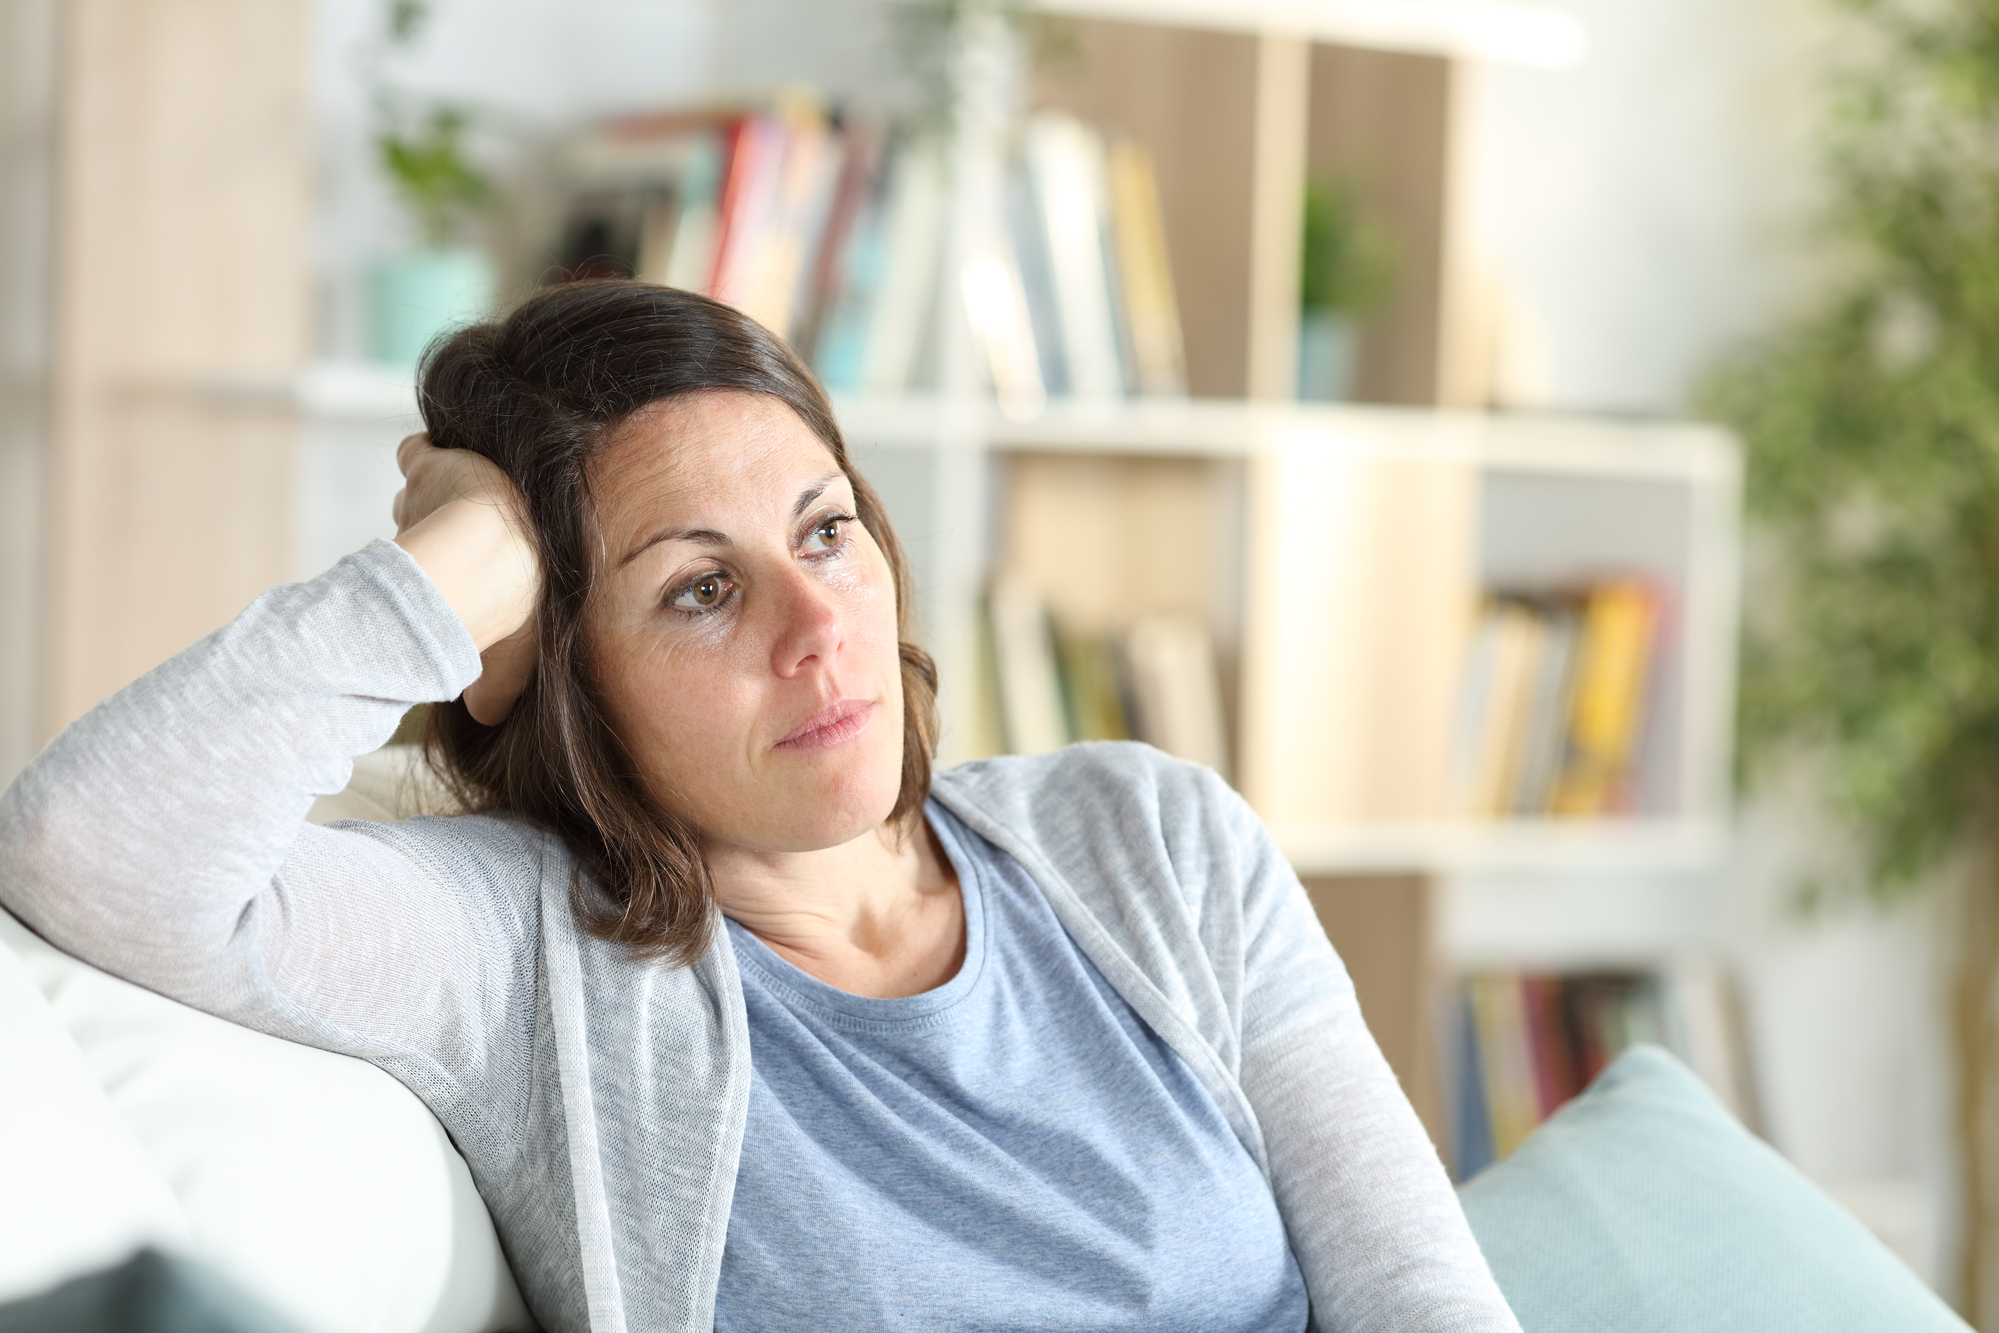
378, 105, 493, 249
1700, 0, 1999, 1316
1300, 175, 1396, 316
370, 0, 492, 249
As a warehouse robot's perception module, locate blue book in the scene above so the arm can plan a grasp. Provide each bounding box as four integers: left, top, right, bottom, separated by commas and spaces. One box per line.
1455, 989, 1495, 1181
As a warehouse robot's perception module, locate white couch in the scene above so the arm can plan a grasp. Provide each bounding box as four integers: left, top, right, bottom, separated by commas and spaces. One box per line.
0, 749, 536, 1332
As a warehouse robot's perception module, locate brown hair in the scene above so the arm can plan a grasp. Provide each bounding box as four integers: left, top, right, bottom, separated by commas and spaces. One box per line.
415, 280, 938, 965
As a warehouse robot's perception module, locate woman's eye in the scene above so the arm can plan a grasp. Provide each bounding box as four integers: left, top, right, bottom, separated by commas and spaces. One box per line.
809, 517, 844, 550
670, 574, 727, 611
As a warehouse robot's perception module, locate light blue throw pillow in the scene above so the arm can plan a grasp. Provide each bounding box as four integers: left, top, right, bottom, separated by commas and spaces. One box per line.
1459, 1044, 1968, 1332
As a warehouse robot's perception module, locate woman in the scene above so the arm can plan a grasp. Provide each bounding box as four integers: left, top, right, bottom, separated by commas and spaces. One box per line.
0, 282, 1518, 1333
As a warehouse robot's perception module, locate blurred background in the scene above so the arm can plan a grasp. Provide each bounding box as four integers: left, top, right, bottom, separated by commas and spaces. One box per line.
10, 0, 1999, 1321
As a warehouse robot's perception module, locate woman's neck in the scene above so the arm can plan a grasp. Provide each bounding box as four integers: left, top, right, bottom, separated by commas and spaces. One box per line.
706, 817, 964, 999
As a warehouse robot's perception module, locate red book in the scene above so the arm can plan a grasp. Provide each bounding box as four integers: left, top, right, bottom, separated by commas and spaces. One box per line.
1522, 974, 1580, 1116
704, 117, 755, 296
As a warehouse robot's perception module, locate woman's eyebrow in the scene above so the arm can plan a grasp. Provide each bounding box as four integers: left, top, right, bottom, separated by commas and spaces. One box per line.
618, 472, 848, 569
790, 471, 845, 519
618, 526, 730, 569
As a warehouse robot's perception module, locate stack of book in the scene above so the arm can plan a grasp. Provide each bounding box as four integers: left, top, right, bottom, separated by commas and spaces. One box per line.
549, 103, 1188, 403
1449, 579, 1665, 818
1454, 964, 1754, 1179
984, 575, 1228, 778
983, 111, 1189, 405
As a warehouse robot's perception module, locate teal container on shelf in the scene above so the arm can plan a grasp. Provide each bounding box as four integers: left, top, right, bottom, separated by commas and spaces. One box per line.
366, 247, 496, 366
1297, 309, 1358, 402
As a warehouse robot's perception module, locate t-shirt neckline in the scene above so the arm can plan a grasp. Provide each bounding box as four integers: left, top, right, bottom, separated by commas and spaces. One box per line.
723, 801, 988, 1026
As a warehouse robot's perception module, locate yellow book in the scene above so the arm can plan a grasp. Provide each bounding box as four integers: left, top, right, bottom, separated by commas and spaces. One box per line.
1107, 138, 1188, 397
1550, 580, 1660, 815
1467, 974, 1542, 1159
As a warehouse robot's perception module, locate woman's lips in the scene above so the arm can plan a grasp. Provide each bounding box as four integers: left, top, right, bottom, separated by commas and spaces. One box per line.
774, 698, 874, 751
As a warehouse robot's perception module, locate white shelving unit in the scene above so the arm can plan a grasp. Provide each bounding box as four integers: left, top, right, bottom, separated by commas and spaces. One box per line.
289, 362, 1740, 883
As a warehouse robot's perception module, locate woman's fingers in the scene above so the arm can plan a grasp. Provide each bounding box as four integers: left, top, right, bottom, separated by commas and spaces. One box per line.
396, 431, 432, 476
393, 435, 526, 540
462, 618, 539, 726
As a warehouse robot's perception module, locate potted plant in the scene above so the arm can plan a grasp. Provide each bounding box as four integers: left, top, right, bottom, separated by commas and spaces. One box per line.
365, 1, 496, 365
1704, 0, 1999, 1316
1297, 174, 1395, 402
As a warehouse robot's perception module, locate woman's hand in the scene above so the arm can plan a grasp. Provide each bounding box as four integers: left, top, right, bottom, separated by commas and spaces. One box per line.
391, 433, 541, 725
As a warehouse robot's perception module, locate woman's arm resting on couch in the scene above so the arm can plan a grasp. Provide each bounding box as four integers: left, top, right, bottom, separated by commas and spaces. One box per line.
0, 541, 536, 1074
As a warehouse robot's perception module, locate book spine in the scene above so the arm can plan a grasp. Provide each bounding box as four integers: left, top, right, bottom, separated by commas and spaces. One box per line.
1551, 580, 1661, 816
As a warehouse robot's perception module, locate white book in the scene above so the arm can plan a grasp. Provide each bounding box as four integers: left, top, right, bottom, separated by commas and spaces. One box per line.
1124, 613, 1229, 780
960, 241, 1046, 420
860, 142, 948, 394
662, 133, 725, 293
1022, 112, 1125, 401
1510, 603, 1579, 814
988, 574, 1069, 756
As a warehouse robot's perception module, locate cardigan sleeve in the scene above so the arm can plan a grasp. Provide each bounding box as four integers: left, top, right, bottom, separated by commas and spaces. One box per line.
0, 541, 542, 1124
1216, 769, 1521, 1333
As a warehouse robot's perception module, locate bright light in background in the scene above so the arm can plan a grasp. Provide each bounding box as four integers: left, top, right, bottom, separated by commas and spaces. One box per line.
1034, 0, 1590, 70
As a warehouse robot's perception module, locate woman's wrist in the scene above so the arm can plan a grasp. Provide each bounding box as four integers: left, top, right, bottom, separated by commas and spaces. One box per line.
395, 496, 538, 653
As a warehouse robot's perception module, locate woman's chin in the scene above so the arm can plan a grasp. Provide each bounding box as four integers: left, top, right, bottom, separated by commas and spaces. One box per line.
719, 753, 905, 853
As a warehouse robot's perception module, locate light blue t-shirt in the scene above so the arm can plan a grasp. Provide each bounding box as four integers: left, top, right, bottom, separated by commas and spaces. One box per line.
715, 802, 1310, 1332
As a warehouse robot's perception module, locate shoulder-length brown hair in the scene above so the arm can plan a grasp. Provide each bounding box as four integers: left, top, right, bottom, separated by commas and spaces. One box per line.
416, 280, 938, 966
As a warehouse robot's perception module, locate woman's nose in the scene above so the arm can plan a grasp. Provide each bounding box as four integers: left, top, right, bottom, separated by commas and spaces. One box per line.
768, 567, 845, 678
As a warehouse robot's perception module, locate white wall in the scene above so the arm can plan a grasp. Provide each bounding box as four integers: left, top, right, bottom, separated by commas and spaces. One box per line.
1466, 0, 1828, 414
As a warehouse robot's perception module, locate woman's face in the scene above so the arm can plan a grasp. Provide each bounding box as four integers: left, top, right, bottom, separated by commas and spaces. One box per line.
583, 391, 906, 857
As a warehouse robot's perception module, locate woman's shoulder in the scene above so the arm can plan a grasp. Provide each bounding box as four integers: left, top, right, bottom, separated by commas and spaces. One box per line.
931, 742, 1251, 875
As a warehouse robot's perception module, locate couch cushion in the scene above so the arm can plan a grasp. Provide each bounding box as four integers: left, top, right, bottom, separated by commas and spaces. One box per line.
0, 910, 533, 1333
0, 1249, 299, 1333
0, 938, 189, 1305
1459, 1044, 1968, 1333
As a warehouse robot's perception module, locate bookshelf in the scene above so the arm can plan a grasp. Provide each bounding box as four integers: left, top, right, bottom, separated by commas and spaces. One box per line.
283, 0, 1737, 1170
289, 362, 1741, 1155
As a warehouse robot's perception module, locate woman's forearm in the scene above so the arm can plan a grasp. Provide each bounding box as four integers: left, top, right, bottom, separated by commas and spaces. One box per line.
0, 541, 483, 1003
1224, 787, 1520, 1332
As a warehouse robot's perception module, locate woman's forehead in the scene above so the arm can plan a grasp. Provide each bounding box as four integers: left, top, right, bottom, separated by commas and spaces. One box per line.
594, 393, 844, 526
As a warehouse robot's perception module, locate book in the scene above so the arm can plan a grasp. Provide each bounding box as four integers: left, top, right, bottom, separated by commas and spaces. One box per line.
960, 242, 1046, 418
1454, 992, 1495, 1179
1122, 613, 1230, 779
708, 116, 787, 318
1454, 965, 1754, 1177
550, 102, 1193, 411
1106, 137, 1188, 397
986, 574, 1069, 757
1453, 598, 1542, 816
1550, 579, 1661, 816
1019, 112, 1126, 401
1509, 600, 1580, 814
859, 140, 949, 394
1057, 628, 1131, 743
793, 118, 883, 365
812, 132, 901, 390
1449, 581, 1663, 820
1008, 154, 1068, 396
1466, 974, 1542, 1160
662, 131, 727, 292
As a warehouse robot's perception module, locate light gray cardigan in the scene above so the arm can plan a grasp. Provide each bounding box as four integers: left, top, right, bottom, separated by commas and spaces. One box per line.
0, 541, 1518, 1333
